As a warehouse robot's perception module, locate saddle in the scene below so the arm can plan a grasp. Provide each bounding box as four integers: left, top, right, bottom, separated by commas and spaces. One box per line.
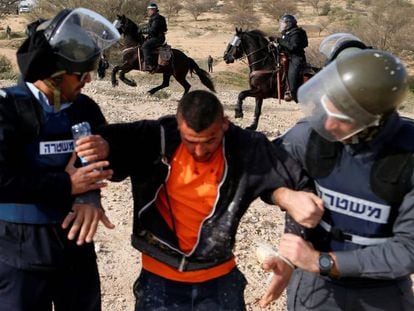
157, 44, 172, 66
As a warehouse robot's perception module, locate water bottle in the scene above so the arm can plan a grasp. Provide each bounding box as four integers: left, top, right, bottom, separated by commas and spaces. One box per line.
71, 121, 92, 166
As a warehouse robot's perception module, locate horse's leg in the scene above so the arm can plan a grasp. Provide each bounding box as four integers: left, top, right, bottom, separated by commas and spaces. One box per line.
246, 98, 263, 131
119, 68, 137, 87
148, 72, 171, 95
111, 65, 120, 87
235, 90, 250, 118
176, 77, 191, 96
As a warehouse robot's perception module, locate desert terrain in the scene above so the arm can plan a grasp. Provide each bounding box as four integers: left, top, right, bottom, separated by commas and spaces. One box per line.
0, 5, 414, 311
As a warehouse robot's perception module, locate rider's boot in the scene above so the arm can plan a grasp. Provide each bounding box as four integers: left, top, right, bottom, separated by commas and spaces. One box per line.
284, 91, 292, 102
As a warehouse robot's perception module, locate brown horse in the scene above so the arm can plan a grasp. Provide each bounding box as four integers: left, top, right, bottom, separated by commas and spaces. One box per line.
112, 15, 215, 95
223, 28, 318, 130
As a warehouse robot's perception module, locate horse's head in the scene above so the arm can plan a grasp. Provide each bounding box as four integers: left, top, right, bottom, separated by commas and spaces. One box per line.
223, 28, 244, 64
113, 14, 144, 45
113, 14, 128, 35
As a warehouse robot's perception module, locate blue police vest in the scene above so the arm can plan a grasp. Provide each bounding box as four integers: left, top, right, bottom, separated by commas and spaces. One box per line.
315, 154, 394, 251
306, 115, 414, 251
0, 87, 74, 224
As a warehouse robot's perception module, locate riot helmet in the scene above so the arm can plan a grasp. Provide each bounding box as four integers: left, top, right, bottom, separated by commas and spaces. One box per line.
17, 7, 120, 82
298, 49, 408, 142
147, 3, 159, 11
279, 14, 297, 31
319, 33, 368, 64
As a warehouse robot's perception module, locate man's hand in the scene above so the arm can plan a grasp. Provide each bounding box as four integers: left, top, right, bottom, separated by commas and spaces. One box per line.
65, 153, 113, 195
259, 257, 294, 308
279, 233, 319, 273
273, 188, 324, 228
75, 134, 109, 163
62, 203, 115, 245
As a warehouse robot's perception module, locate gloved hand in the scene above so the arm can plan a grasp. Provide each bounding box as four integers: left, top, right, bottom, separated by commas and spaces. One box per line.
269, 35, 276, 42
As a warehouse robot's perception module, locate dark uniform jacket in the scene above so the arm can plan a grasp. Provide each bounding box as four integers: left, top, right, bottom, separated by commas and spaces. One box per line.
276, 114, 414, 283
277, 26, 308, 58
147, 13, 167, 39
0, 81, 106, 271
98, 116, 310, 271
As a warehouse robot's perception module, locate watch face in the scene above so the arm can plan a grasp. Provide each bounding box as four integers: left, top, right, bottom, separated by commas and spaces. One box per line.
320, 256, 331, 268
319, 253, 333, 276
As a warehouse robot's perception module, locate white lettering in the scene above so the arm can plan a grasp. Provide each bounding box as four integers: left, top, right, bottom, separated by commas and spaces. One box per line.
316, 183, 390, 224
39, 140, 75, 155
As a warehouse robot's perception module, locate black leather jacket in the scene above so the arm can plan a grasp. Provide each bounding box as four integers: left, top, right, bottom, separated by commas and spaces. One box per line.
99, 116, 309, 271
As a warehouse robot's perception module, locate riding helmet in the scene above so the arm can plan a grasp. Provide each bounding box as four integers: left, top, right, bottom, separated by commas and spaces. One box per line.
280, 14, 297, 30
147, 3, 159, 11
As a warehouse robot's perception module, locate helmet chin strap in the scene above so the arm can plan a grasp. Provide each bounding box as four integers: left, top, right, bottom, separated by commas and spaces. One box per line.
43, 71, 65, 112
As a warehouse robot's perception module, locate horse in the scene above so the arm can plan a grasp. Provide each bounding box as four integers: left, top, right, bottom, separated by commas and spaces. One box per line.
112, 15, 215, 95
223, 28, 318, 130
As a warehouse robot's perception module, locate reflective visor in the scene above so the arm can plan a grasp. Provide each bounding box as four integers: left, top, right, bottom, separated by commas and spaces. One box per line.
298, 61, 380, 142
48, 8, 120, 62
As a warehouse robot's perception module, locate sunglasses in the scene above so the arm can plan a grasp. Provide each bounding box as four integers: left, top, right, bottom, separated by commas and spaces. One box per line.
320, 95, 354, 122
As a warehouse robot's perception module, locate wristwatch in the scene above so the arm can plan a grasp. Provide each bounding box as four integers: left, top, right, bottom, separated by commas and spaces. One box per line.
318, 252, 334, 276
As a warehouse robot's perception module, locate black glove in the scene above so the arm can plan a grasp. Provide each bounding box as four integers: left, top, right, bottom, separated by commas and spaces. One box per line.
269, 35, 276, 42
276, 37, 282, 44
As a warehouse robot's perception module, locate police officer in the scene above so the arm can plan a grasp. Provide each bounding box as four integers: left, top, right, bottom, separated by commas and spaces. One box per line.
319, 32, 370, 65
142, 2, 167, 71
260, 49, 414, 310
272, 14, 308, 102
0, 8, 119, 310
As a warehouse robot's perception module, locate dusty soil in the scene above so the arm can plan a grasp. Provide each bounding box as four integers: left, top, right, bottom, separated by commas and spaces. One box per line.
1, 6, 414, 311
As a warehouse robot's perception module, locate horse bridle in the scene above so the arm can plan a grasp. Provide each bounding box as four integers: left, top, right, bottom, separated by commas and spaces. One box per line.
227, 34, 270, 68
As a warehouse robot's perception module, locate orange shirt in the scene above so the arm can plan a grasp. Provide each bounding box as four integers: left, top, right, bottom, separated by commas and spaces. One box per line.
142, 143, 236, 282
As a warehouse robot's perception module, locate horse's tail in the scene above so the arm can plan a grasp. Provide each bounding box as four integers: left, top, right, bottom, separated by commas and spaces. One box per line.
187, 58, 216, 92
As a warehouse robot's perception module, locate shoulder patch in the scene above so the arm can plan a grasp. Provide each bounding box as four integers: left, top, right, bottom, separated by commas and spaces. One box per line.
0, 89, 7, 98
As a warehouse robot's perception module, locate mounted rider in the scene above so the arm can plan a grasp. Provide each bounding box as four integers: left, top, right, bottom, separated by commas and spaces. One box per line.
270, 14, 308, 102
141, 2, 168, 72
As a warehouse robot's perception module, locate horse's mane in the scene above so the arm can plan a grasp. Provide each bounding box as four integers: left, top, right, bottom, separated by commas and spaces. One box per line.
249, 29, 267, 38
247, 29, 269, 46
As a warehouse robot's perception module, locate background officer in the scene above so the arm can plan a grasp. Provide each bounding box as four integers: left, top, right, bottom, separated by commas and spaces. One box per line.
272, 14, 308, 102
141, 2, 167, 71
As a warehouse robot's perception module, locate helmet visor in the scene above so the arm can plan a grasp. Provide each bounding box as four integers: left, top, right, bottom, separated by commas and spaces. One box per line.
319, 33, 361, 59
48, 8, 120, 62
298, 61, 380, 141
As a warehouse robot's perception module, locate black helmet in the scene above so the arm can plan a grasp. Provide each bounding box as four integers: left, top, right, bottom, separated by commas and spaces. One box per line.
147, 3, 159, 11
17, 8, 120, 82
280, 14, 297, 30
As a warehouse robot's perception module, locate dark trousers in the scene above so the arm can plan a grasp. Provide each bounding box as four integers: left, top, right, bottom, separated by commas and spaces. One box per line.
134, 267, 247, 310
0, 257, 101, 311
287, 56, 305, 102
287, 269, 414, 311
142, 37, 164, 67
208, 63, 213, 73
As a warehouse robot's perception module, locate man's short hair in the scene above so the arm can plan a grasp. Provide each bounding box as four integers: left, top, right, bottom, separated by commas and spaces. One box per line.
177, 90, 224, 132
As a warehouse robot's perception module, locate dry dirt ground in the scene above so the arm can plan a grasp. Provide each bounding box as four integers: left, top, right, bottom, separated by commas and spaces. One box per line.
1, 7, 414, 311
